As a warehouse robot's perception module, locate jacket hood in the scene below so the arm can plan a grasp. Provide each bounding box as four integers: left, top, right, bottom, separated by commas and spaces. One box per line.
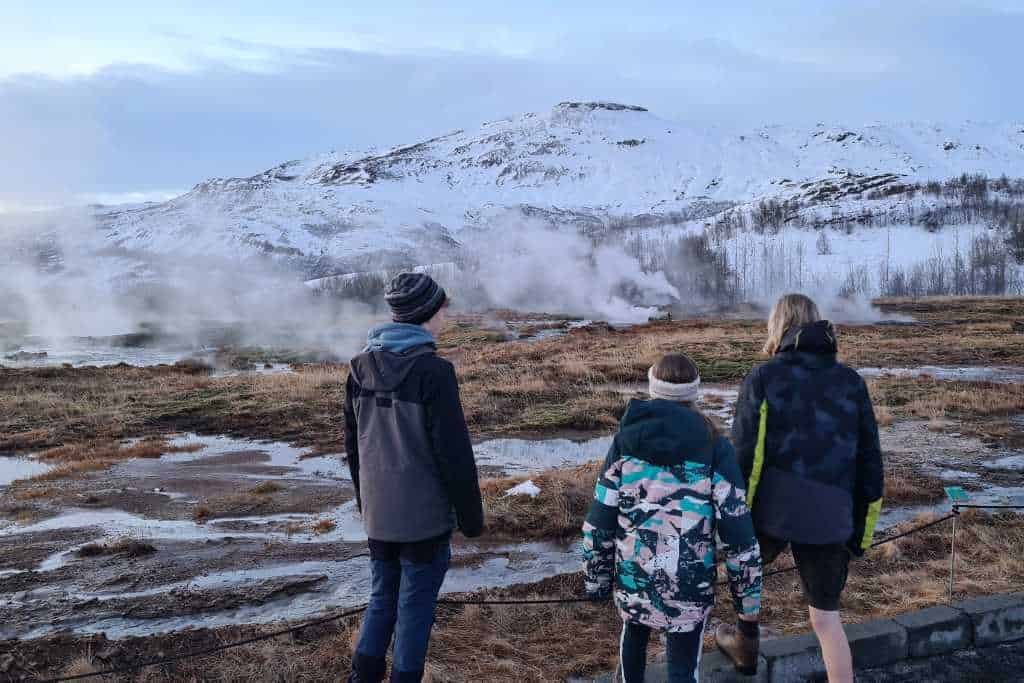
778, 320, 838, 355
616, 399, 714, 466
351, 323, 436, 392
364, 322, 437, 354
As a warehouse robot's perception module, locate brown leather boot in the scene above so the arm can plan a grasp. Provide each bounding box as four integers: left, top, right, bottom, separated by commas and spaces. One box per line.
715, 623, 760, 676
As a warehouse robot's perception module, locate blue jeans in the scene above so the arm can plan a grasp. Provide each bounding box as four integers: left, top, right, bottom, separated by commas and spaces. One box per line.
351, 541, 450, 682
619, 620, 707, 683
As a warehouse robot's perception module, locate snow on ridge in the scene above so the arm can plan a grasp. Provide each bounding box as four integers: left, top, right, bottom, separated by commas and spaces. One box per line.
10, 104, 1024, 289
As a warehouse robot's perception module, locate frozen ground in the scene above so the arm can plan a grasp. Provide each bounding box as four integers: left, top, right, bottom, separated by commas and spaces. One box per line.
0, 432, 593, 639
1, 358, 1022, 642
858, 366, 1024, 385
0, 456, 51, 487
1, 343, 195, 369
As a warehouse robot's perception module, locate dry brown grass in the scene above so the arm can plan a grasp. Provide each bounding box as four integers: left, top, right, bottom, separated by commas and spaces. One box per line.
12, 512, 1021, 683
884, 462, 945, 505
250, 481, 284, 495
480, 462, 601, 540
870, 376, 1024, 448
2, 298, 1022, 456
874, 405, 895, 427
8, 438, 206, 488
28, 511, 1019, 683
480, 455, 945, 541
911, 383, 1024, 420
77, 538, 157, 559
0, 363, 348, 454
27, 460, 112, 483
11, 486, 57, 501
874, 296, 1024, 323
312, 519, 337, 535
59, 653, 98, 679
192, 504, 212, 522
746, 510, 1024, 637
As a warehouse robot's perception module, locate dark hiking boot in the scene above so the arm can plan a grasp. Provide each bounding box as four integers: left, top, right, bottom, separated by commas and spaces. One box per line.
715, 623, 760, 676
348, 653, 387, 683
389, 669, 424, 682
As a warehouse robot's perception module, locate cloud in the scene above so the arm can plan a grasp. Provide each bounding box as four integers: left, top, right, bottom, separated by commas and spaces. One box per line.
1, 2, 1021, 200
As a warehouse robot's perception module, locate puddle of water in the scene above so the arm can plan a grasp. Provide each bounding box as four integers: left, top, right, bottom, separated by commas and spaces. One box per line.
474, 436, 612, 475
518, 319, 594, 342
2, 505, 369, 572
880, 483, 1024, 529
158, 434, 347, 480
0, 344, 197, 369
938, 470, 981, 481
0, 455, 52, 486
858, 366, 1024, 384
983, 455, 1024, 471
17, 541, 582, 640
211, 363, 296, 378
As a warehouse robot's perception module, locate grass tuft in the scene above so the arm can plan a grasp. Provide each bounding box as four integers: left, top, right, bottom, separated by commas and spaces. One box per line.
251, 481, 284, 495
312, 519, 337, 535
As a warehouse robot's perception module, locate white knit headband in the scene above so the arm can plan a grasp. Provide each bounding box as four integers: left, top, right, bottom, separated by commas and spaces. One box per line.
648, 366, 701, 402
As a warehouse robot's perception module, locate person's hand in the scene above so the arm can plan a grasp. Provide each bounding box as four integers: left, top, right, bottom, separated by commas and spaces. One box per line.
583, 579, 612, 601
846, 536, 865, 558
459, 517, 484, 538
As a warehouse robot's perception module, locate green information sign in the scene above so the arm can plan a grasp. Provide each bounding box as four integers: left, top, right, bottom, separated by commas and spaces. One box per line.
944, 486, 970, 502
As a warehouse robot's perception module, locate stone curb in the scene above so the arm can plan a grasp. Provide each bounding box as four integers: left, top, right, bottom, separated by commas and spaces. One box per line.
585, 593, 1024, 682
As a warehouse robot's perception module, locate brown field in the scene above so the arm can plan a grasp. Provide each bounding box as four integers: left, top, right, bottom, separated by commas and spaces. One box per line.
7, 511, 1020, 683
1, 296, 1023, 681
3, 297, 1023, 468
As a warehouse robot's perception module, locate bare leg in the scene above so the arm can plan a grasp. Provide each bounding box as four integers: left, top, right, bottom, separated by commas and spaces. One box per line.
809, 607, 853, 683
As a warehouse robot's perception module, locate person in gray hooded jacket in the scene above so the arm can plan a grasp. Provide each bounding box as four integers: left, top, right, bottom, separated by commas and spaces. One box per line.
344, 272, 483, 683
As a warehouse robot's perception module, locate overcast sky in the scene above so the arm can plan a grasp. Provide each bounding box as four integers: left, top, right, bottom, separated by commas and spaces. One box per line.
1, 0, 1021, 206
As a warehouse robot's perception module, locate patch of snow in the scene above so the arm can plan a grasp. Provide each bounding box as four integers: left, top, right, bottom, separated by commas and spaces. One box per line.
158, 433, 347, 480
17, 541, 582, 639
505, 480, 542, 498
983, 455, 1024, 471
473, 436, 611, 475
858, 366, 1024, 385
938, 470, 981, 481
0, 456, 52, 487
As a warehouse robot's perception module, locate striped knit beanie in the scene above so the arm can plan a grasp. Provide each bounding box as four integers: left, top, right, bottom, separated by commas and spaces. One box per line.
385, 272, 447, 325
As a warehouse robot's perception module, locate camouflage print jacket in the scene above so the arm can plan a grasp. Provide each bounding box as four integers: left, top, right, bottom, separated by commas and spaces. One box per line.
582, 399, 762, 633
732, 321, 884, 553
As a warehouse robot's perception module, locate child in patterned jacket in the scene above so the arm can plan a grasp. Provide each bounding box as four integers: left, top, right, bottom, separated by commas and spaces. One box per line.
582, 353, 762, 682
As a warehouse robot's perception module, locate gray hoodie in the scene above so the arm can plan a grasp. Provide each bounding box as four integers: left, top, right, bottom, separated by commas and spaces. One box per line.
344, 323, 483, 542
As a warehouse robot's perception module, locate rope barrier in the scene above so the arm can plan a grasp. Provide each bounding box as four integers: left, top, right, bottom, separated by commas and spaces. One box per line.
35, 596, 608, 682
953, 504, 1024, 510
29, 509, 996, 682
36, 605, 370, 683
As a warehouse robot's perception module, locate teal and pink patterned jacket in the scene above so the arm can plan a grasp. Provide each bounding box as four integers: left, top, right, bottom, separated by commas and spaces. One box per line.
582, 398, 762, 632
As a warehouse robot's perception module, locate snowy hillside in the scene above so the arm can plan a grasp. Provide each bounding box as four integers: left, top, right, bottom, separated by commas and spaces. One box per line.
86, 103, 1024, 274
3, 102, 1024, 328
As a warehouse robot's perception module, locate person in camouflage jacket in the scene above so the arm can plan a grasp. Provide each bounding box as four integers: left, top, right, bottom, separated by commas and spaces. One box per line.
582, 354, 762, 682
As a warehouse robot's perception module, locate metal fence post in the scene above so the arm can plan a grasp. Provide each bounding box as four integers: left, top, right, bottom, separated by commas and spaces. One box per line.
948, 506, 959, 604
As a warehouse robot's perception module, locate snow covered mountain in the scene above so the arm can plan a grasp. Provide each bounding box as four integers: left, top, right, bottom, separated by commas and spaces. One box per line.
3, 102, 1023, 332
87, 102, 1024, 278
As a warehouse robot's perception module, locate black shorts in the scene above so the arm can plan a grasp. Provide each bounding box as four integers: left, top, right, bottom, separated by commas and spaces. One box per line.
759, 534, 849, 611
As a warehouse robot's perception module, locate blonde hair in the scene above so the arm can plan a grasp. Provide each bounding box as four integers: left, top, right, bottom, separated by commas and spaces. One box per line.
763, 294, 821, 355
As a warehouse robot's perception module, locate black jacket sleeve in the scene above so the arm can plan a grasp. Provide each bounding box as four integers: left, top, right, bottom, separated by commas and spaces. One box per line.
425, 360, 485, 538
850, 378, 884, 555
732, 369, 764, 485
343, 372, 361, 511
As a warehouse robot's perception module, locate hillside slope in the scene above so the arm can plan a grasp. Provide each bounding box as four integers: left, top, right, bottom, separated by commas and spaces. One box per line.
91, 103, 1024, 277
